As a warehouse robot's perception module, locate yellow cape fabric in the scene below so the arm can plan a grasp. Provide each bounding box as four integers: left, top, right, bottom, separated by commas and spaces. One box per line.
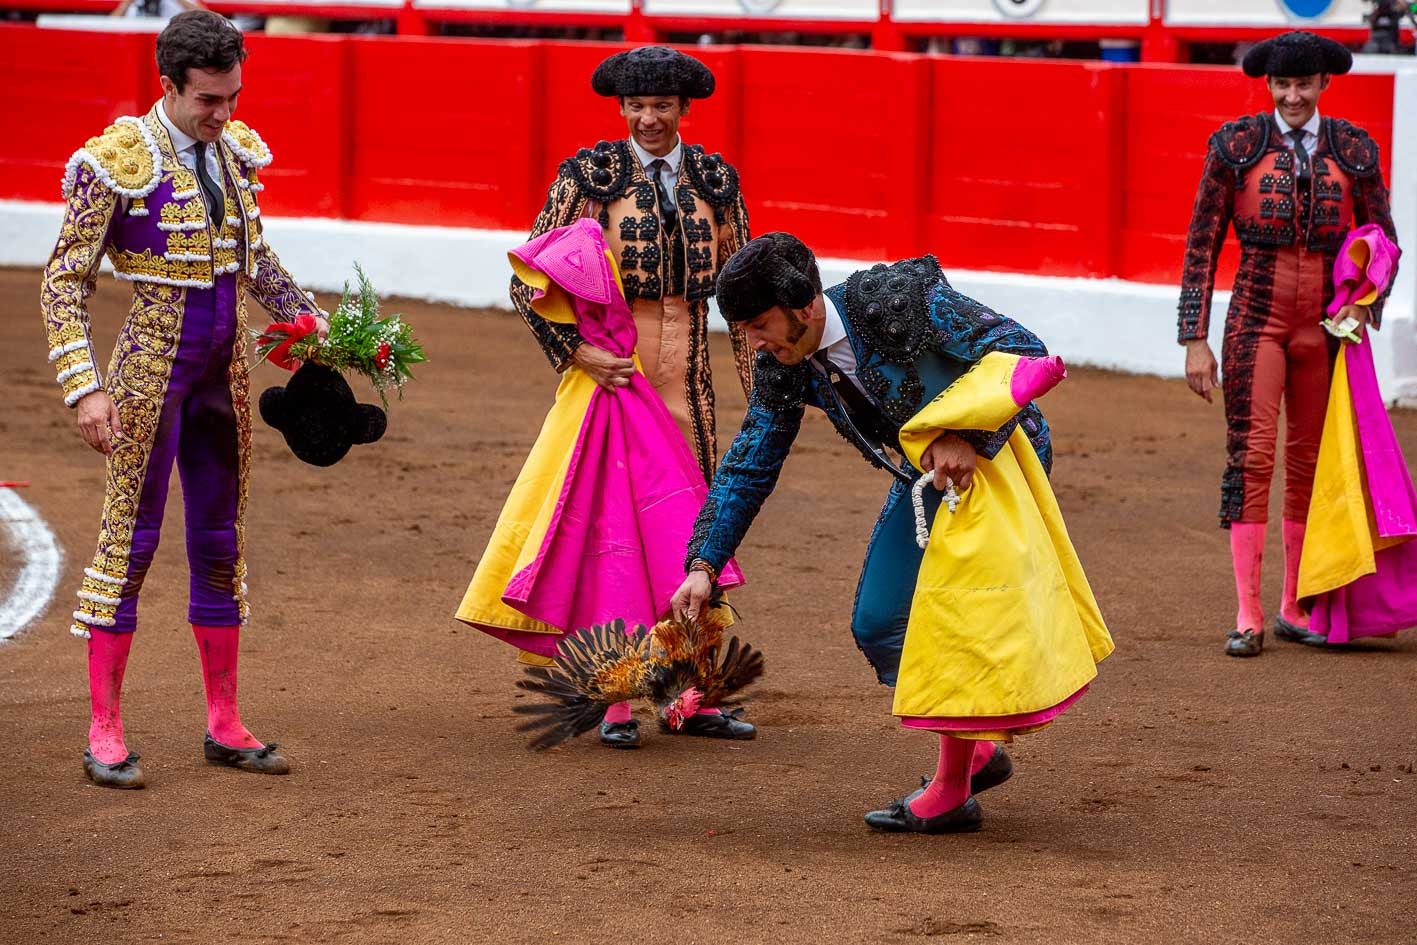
1345, 238, 1382, 308
454, 366, 598, 640
893, 352, 1113, 720
455, 249, 632, 647
1296, 351, 1404, 600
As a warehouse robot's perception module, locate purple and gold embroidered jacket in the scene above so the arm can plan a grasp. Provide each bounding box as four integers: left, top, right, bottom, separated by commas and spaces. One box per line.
40, 107, 322, 407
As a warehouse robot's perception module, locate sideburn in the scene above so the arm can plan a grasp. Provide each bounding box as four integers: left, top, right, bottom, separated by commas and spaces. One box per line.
784, 311, 808, 344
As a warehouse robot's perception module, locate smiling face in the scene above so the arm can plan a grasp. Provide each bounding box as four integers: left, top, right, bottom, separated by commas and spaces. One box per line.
161, 63, 242, 143
620, 95, 687, 157
1267, 72, 1329, 130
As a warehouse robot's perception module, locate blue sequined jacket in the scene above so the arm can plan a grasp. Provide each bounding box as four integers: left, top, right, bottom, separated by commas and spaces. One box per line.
686, 255, 1052, 573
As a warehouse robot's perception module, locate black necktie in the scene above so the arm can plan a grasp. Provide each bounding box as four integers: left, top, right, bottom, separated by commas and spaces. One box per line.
1288, 128, 1311, 183
812, 352, 894, 445
647, 158, 678, 234
193, 141, 223, 225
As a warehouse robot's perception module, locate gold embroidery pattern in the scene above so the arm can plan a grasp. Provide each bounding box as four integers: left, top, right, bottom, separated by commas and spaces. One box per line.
159, 198, 206, 228
111, 248, 214, 286
230, 293, 253, 623
71, 282, 184, 635
41, 163, 118, 402
165, 230, 213, 256
72, 120, 161, 195
223, 120, 272, 168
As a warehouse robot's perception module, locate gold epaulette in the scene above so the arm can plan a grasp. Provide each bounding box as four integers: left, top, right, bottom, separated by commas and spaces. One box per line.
222, 119, 273, 169
62, 116, 162, 200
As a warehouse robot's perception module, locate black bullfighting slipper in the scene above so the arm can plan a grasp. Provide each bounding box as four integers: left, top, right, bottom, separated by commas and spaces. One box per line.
598, 719, 641, 749
910, 746, 1015, 803
865, 796, 983, 834
658, 707, 756, 740
1274, 617, 1330, 647
203, 734, 291, 775
83, 750, 145, 790
1225, 628, 1264, 657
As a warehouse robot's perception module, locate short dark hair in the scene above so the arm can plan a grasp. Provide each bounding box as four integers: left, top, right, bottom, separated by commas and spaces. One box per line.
156, 10, 247, 93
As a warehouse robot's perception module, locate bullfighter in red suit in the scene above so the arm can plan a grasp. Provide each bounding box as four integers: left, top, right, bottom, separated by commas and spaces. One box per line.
1177, 30, 1401, 657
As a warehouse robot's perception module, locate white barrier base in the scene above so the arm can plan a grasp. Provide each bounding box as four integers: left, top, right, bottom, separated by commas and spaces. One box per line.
6, 198, 1413, 404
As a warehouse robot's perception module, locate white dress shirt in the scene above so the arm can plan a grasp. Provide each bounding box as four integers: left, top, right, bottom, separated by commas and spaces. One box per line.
629, 134, 682, 210
812, 293, 869, 396
1275, 108, 1321, 154
157, 101, 225, 197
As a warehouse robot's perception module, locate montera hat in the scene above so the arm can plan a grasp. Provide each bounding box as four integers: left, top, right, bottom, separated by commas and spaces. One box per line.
591, 46, 715, 99
1242, 30, 1353, 78
259, 363, 387, 467
715, 232, 822, 323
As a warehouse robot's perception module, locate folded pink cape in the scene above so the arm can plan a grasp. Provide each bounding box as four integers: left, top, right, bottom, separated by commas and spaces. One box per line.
495, 219, 742, 653
1327, 223, 1400, 316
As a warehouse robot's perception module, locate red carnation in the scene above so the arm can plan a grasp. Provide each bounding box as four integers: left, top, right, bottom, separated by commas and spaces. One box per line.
375, 342, 392, 371
259, 313, 319, 371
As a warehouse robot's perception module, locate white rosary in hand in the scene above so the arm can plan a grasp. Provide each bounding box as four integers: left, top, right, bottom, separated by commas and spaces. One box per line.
913, 473, 961, 550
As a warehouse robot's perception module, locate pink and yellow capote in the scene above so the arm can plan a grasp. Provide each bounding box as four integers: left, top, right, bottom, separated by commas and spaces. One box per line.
1298, 226, 1417, 642
894, 351, 1113, 738
456, 219, 743, 660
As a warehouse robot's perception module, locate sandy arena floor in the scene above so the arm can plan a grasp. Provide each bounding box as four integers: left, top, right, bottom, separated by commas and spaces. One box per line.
1, 266, 1414, 945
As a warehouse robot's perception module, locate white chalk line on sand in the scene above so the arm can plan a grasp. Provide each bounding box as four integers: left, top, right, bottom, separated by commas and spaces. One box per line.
0, 488, 63, 641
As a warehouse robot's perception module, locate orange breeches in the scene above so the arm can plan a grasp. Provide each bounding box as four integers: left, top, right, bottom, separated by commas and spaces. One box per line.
1220, 244, 1338, 525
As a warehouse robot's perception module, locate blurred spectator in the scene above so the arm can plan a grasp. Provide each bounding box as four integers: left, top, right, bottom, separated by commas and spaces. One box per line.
264, 15, 330, 34
111, 0, 205, 18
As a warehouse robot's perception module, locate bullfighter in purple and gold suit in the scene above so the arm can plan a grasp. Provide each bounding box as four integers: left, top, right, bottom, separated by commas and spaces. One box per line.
40, 11, 325, 788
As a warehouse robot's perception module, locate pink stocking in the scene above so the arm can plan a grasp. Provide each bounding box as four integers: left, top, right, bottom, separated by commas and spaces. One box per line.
1280, 519, 1309, 627
1010, 355, 1067, 405
192, 624, 263, 749
910, 735, 974, 819
1230, 521, 1266, 633
971, 740, 997, 774
87, 628, 134, 765
603, 701, 632, 724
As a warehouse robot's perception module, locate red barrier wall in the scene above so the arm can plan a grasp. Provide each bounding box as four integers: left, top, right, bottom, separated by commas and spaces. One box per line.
0, 26, 1394, 290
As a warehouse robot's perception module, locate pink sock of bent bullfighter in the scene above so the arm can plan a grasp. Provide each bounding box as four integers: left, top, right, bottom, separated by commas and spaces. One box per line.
910, 735, 975, 818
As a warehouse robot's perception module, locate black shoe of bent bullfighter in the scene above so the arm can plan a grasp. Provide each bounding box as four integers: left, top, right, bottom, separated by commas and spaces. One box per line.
865, 796, 983, 834
598, 719, 641, 749
658, 707, 756, 740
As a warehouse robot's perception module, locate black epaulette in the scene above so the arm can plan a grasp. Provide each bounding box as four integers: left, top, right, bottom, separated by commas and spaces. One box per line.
749, 350, 810, 411
683, 144, 741, 210
842, 255, 943, 366
1209, 113, 1271, 170
557, 140, 633, 202
1325, 118, 1380, 178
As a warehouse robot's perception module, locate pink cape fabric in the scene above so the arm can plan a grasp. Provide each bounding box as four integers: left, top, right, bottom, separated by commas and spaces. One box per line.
1327, 223, 1401, 316
495, 219, 741, 654
1307, 338, 1417, 643
900, 685, 1089, 735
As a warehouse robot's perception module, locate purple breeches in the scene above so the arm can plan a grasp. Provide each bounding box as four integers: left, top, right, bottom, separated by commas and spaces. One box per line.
107, 277, 242, 633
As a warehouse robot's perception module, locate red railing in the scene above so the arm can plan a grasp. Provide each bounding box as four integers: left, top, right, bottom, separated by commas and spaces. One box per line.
6, 0, 1413, 60
0, 26, 1396, 288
